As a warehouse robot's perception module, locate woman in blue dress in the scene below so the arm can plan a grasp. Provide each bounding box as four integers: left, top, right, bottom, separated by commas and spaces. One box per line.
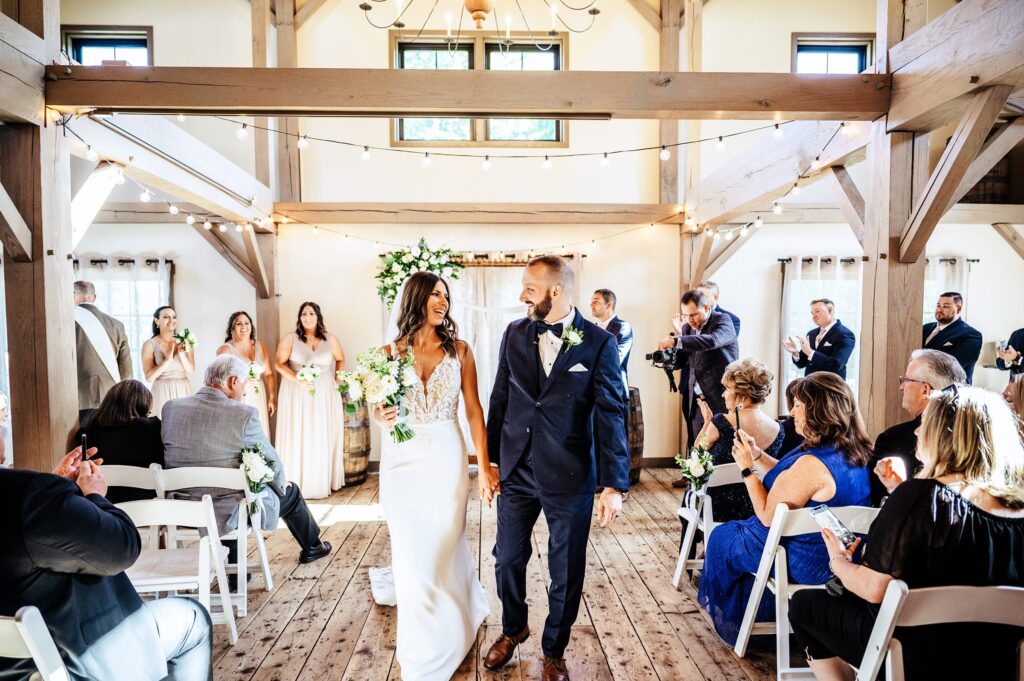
697, 372, 872, 646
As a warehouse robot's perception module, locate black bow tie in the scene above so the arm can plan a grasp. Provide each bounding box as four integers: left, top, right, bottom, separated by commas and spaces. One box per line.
536, 321, 564, 337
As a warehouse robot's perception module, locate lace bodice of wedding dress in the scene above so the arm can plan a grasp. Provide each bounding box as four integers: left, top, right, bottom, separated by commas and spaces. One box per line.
405, 352, 461, 425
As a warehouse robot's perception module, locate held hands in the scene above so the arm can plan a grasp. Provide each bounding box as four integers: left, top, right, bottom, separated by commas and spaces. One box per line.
799, 336, 813, 357
597, 488, 624, 528
996, 345, 1020, 363
372, 404, 399, 428
478, 464, 501, 507
873, 456, 906, 494
731, 429, 759, 469
782, 337, 799, 354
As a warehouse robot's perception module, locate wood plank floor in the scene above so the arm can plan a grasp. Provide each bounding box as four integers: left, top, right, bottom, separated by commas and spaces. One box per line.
212, 469, 775, 681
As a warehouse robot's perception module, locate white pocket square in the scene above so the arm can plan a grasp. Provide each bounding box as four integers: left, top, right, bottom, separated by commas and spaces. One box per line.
943, 341, 954, 347
569, 363, 589, 373
823, 341, 833, 347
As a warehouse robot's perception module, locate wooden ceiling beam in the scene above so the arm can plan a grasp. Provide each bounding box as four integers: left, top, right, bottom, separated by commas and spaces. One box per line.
191, 223, 256, 287
688, 228, 715, 288
824, 165, 866, 247
888, 0, 1024, 132
0, 13, 45, 124
273, 202, 686, 224
704, 228, 746, 278
241, 226, 271, 299
0, 178, 32, 261
628, 0, 661, 30
725, 202, 1024, 227
899, 85, 1011, 262
44, 67, 891, 121
948, 117, 1024, 212
295, 0, 329, 27
992, 223, 1024, 261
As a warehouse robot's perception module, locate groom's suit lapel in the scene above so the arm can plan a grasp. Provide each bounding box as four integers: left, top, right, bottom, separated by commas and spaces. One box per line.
523, 320, 543, 398
539, 309, 584, 399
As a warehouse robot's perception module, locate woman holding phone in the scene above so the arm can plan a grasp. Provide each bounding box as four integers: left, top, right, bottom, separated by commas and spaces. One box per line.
789, 386, 1024, 680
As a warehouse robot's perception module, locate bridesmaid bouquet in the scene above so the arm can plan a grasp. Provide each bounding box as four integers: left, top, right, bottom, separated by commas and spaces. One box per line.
247, 361, 266, 394
674, 436, 714, 491
338, 347, 419, 443
295, 363, 321, 396
241, 443, 276, 516
174, 328, 198, 350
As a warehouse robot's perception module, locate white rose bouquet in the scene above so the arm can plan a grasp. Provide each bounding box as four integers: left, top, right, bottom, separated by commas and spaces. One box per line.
241, 443, 275, 516
674, 436, 714, 491
174, 328, 198, 350
295, 363, 321, 396
247, 361, 266, 394
338, 346, 418, 442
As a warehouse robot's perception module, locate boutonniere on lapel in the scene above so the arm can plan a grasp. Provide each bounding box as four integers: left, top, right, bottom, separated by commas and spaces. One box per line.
561, 326, 584, 348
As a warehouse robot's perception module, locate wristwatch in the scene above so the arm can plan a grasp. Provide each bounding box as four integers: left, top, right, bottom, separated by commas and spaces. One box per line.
740, 466, 756, 479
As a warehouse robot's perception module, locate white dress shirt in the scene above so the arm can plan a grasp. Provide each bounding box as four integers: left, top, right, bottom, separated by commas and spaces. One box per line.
595, 315, 613, 330
925, 320, 952, 345
808, 320, 837, 358
539, 308, 577, 376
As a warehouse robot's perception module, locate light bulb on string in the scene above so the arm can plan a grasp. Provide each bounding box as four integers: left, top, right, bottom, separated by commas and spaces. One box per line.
740, 224, 750, 237
139, 189, 152, 203
600, 153, 610, 167
712, 231, 721, 241
176, 114, 187, 123
772, 123, 783, 139
791, 183, 801, 197
361, 146, 371, 161
313, 225, 320, 235
659, 146, 671, 161
542, 155, 552, 171
648, 223, 655, 232
113, 168, 125, 185
219, 223, 228, 233
237, 123, 249, 140
168, 204, 179, 215
296, 135, 310, 150
421, 153, 432, 169
203, 220, 212, 230
186, 214, 196, 225
839, 121, 852, 136
724, 230, 734, 241
236, 223, 246, 232
811, 155, 822, 171
715, 136, 726, 151
754, 215, 764, 228
481, 155, 492, 172
703, 227, 712, 237
86, 146, 99, 162
772, 202, 783, 215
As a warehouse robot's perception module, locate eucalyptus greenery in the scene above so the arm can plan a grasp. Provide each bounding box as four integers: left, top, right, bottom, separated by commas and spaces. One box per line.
376, 238, 465, 309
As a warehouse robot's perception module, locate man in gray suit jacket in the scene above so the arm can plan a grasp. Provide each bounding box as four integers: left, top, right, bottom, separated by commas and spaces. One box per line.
75, 281, 133, 426
161, 355, 331, 565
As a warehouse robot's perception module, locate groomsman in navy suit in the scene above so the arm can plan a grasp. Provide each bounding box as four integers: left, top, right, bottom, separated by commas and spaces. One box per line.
783, 298, 856, 379
590, 289, 633, 394
995, 327, 1024, 382
485, 256, 630, 681
921, 292, 983, 384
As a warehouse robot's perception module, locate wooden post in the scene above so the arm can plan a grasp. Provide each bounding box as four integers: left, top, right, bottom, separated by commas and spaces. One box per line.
658, 0, 681, 205
255, 231, 280, 440
252, 0, 271, 186
275, 0, 301, 203
681, 0, 701, 193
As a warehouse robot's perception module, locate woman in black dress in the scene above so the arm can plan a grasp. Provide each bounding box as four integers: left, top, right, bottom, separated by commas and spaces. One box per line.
790, 386, 1024, 680
75, 379, 164, 503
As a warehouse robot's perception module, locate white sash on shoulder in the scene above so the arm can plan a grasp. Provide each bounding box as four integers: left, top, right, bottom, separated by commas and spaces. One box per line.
75, 306, 121, 383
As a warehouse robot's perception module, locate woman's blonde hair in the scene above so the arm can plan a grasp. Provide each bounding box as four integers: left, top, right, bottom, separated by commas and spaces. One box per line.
1006, 375, 1024, 439
722, 358, 774, 405
918, 386, 1024, 508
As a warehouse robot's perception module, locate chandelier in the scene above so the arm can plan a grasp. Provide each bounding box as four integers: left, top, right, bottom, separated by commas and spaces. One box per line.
358, 0, 600, 48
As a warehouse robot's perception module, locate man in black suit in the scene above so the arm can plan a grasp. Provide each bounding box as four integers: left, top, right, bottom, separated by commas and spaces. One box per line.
0, 447, 212, 680
922, 291, 983, 384
485, 256, 629, 681
996, 327, 1024, 382
867, 349, 965, 505
590, 289, 633, 395
697, 280, 741, 337
783, 298, 856, 379
658, 290, 739, 488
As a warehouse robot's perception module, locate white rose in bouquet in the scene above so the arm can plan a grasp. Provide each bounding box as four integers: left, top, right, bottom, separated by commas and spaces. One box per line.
402, 253, 414, 264
364, 374, 387, 403
380, 374, 399, 396
411, 246, 422, 257
687, 458, 706, 478
402, 366, 419, 387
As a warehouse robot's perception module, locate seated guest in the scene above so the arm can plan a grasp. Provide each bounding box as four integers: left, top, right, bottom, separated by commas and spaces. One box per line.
868, 349, 965, 505
75, 379, 164, 503
161, 355, 331, 564
697, 372, 872, 645
783, 299, 856, 379
922, 291, 982, 384
778, 379, 805, 457
0, 446, 212, 680
1004, 374, 1024, 441
691, 359, 785, 522
790, 387, 1024, 680
995, 326, 1024, 382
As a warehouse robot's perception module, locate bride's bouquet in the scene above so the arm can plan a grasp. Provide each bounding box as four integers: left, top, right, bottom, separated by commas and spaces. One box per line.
338, 347, 419, 443
674, 435, 714, 492
296, 363, 321, 396
174, 328, 198, 350
247, 361, 266, 394
241, 443, 275, 516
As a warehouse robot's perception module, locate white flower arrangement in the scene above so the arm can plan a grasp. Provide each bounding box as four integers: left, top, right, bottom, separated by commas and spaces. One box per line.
674, 436, 714, 491
174, 328, 198, 350
295, 363, 321, 396
375, 238, 465, 309
338, 347, 417, 442
561, 326, 584, 348
241, 443, 275, 516
247, 361, 266, 394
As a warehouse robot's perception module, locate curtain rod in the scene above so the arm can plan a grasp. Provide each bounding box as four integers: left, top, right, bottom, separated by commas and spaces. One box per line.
777, 256, 869, 264
72, 258, 174, 267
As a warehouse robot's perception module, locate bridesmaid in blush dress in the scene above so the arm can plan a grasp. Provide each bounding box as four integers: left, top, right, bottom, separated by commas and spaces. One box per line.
217, 311, 276, 439
274, 302, 347, 499
142, 305, 194, 417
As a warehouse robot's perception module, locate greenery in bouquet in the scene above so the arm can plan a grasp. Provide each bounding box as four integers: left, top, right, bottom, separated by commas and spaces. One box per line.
174, 327, 198, 350
295, 363, 321, 396
241, 443, 275, 516
339, 346, 419, 442
247, 361, 266, 394
674, 436, 714, 491
376, 238, 465, 309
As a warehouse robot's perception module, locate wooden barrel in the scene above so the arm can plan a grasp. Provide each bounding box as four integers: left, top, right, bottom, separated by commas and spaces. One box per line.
343, 401, 371, 486
627, 387, 644, 485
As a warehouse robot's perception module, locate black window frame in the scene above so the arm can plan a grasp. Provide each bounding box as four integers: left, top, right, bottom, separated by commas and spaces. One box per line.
62, 25, 154, 66
791, 33, 874, 75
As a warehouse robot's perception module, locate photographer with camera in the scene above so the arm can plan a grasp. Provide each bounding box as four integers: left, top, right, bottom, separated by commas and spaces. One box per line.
655, 289, 739, 488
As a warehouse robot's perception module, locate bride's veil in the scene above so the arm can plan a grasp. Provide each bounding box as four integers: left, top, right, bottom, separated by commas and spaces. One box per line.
384, 278, 410, 345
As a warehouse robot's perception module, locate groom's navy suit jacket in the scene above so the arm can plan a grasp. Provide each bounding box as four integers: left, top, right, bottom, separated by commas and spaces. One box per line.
487, 309, 630, 495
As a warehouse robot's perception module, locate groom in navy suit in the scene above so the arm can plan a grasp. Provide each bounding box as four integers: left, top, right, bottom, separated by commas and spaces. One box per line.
485, 256, 630, 681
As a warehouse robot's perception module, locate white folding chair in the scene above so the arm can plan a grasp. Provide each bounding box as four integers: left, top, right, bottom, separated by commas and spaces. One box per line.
672, 463, 744, 587
856, 580, 1024, 681
117, 495, 238, 644
155, 465, 274, 615
734, 502, 879, 681
102, 464, 163, 548
0, 606, 70, 681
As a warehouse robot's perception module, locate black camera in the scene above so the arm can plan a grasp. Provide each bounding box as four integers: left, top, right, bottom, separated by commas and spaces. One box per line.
646, 341, 684, 392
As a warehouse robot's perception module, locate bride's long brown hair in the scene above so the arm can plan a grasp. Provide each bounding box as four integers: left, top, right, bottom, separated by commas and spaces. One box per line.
394, 272, 459, 358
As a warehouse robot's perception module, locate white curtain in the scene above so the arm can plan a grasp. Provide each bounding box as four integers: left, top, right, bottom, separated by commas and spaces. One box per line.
779, 256, 864, 399
923, 256, 971, 321
73, 258, 172, 381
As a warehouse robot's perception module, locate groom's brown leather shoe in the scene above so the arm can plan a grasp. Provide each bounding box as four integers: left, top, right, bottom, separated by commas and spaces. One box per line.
483, 626, 529, 670
542, 656, 570, 681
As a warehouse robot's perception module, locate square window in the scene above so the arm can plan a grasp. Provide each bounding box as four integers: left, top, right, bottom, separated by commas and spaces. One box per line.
793, 36, 872, 75
63, 26, 153, 66
396, 43, 474, 142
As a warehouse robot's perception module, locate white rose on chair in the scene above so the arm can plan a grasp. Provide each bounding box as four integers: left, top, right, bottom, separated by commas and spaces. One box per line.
241, 444, 275, 516
674, 436, 714, 491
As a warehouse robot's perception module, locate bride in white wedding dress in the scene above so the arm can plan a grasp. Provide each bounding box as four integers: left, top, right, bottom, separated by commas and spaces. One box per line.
374, 271, 500, 681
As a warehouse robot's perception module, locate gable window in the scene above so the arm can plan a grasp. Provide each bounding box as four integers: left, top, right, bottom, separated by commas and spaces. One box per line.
62, 26, 153, 66
792, 34, 873, 74
391, 32, 567, 147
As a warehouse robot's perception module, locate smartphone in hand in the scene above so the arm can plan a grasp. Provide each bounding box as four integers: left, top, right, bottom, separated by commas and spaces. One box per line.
80, 433, 89, 459
810, 505, 858, 548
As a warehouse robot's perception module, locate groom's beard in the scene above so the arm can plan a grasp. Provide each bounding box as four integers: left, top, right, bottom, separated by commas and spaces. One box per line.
528, 292, 554, 321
